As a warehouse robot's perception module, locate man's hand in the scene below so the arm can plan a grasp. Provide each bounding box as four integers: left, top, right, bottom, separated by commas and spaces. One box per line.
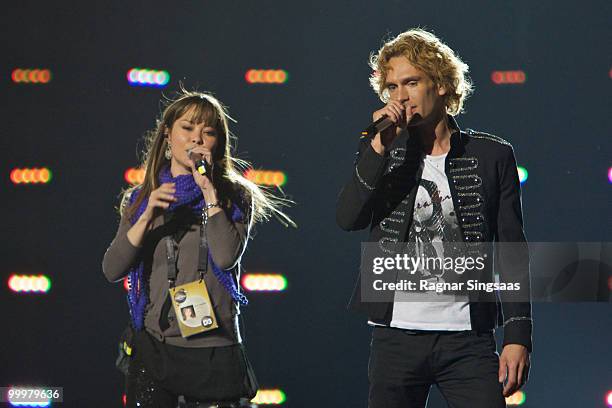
499, 344, 530, 397
371, 101, 410, 156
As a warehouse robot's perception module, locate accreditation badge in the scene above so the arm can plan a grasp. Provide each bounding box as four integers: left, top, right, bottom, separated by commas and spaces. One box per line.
169, 279, 218, 338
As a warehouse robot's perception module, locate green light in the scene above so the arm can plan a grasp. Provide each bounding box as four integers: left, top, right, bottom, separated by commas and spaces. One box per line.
279, 276, 288, 291
517, 166, 528, 184
43, 276, 52, 292
278, 390, 287, 404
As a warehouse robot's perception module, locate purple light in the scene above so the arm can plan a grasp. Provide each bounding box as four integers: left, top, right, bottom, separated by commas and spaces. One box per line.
126, 68, 169, 88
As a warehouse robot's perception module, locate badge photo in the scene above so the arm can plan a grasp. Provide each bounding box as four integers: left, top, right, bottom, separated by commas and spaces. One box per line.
169, 280, 218, 337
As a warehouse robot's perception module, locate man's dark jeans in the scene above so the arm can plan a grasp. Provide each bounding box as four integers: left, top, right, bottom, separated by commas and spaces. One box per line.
368, 326, 506, 408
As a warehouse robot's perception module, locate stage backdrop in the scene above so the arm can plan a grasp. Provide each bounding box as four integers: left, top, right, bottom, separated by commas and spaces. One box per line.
1, 0, 610, 406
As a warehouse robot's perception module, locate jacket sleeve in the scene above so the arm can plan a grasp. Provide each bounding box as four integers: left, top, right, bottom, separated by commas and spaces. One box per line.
336, 136, 389, 231
206, 202, 251, 271
495, 144, 533, 352
102, 215, 142, 283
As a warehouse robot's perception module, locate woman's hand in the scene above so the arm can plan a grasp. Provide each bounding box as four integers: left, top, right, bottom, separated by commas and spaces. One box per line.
140, 182, 177, 222
187, 146, 215, 192
127, 183, 176, 247
187, 147, 222, 215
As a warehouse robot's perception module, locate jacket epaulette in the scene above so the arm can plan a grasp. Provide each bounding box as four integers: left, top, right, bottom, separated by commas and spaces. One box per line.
465, 128, 512, 147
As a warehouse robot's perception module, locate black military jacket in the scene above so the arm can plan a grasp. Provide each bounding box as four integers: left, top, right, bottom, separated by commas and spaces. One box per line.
336, 115, 533, 352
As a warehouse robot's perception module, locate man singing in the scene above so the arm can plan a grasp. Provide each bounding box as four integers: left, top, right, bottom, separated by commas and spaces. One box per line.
336, 28, 532, 408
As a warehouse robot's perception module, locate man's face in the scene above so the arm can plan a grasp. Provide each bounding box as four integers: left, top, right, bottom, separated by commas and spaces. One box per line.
384, 56, 447, 125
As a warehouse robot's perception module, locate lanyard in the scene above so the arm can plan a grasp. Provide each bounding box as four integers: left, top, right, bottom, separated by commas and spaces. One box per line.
165, 209, 209, 288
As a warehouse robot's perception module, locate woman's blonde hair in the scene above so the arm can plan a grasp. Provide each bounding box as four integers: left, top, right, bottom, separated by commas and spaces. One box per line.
369, 28, 473, 115
120, 88, 295, 228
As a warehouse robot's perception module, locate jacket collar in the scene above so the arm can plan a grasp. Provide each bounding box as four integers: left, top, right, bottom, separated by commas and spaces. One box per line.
448, 115, 466, 158
400, 114, 465, 156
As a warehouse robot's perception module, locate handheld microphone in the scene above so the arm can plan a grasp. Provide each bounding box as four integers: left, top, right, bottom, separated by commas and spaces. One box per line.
361, 115, 394, 137
187, 150, 211, 176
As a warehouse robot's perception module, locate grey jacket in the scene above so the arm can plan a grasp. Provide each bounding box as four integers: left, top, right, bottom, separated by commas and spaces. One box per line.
102, 207, 249, 348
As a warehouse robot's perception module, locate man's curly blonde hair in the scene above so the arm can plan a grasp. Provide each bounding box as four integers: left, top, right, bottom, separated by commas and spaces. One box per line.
369, 28, 473, 115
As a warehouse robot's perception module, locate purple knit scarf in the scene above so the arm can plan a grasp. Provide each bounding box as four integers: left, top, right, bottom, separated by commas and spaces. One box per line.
126, 165, 248, 330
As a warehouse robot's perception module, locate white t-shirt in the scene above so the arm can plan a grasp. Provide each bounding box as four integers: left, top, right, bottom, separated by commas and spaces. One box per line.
388, 152, 472, 331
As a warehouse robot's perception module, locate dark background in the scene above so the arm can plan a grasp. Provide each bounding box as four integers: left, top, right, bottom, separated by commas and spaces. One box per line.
1, 0, 610, 406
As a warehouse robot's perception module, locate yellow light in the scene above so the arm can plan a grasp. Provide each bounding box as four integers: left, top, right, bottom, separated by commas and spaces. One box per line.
244, 169, 287, 187
251, 389, 286, 405
9, 167, 52, 184
8, 274, 51, 293
242, 274, 287, 292
124, 167, 146, 185
40, 168, 51, 183
11, 68, 53, 84
245, 69, 288, 84
505, 390, 526, 405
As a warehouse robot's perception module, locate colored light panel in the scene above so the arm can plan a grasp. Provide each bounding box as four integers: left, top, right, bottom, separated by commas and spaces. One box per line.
9, 403, 51, 407
124, 167, 145, 185
251, 389, 286, 405
122, 394, 126, 406
517, 166, 528, 184
241, 274, 287, 292
244, 169, 287, 186
8, 275, 51, 293
608, 167, 612, 183
123, 277, 130, 292
607, 390, 612, 406
505, 390, 526, 406
491, 70, 526, 85
11, 69, 52, 84
127, 68, 170, 87
10, 168, 52, 184
245, 69, 288, 84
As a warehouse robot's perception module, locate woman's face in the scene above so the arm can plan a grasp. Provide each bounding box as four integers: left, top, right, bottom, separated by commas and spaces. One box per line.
166, 106, 219, 176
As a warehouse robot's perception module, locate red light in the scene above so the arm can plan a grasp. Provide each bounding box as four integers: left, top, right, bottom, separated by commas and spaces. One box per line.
11, 68, 52, 84
245, 69, 288, 84
9, 169, 19, 184
245, 70, 255, 83
10, 167, 52, 184
491, 70, 526, 85
39, 69, 51, 83
124, 167, 145, 185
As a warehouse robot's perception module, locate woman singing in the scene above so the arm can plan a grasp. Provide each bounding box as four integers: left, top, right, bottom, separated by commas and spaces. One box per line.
102, 90, 293, 407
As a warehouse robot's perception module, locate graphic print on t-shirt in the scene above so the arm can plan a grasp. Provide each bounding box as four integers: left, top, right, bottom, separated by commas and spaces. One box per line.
406, 155, 463, 285
388, 152, 472, 331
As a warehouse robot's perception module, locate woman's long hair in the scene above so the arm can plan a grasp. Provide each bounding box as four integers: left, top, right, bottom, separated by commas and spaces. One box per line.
120, 89, 295, 229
